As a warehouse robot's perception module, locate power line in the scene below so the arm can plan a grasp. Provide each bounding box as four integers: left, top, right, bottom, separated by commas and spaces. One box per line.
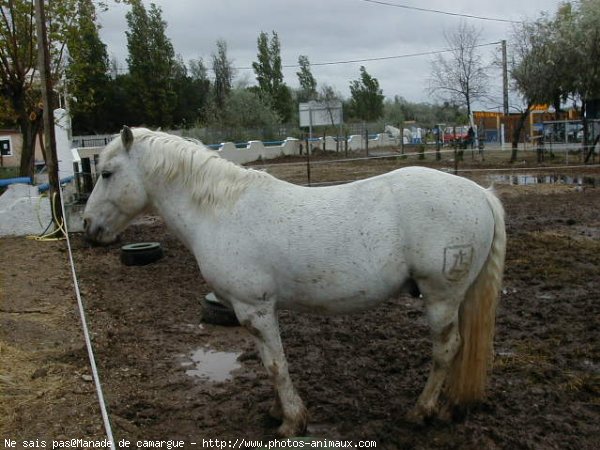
111, 42, 503, 74
358, 0, 522, 24
233, 41, 502, 71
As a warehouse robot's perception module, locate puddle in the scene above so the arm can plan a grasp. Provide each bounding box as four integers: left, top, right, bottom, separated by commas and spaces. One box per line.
489, 174, 600, 187
181, 348, 241, 382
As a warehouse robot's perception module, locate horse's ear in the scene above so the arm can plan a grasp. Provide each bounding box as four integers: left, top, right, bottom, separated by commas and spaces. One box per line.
121, 126, 134, 151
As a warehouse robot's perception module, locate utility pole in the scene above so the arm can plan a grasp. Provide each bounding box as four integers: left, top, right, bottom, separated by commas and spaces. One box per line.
35, 0, 64, 233
502, 40, 509, 116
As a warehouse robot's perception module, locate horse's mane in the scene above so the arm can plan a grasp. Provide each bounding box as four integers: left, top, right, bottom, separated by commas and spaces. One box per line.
111, 128, 274, 210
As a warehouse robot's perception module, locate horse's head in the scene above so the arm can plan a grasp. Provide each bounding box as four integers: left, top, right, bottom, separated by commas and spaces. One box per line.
83, 126, 149, 244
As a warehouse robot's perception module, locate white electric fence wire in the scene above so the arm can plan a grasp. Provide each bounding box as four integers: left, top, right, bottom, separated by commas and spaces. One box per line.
58, 188, 116, 449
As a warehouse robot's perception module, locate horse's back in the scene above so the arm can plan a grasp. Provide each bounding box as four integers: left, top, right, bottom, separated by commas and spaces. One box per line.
200, 166, 497, 310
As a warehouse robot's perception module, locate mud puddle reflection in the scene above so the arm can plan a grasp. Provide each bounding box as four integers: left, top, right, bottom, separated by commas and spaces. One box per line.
180, 347, 241, 382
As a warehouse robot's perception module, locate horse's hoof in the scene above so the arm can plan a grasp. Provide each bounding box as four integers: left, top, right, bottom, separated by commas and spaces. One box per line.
437, 404, 453, 422
405, 409, 425, 425
276, 408, 308, 438
277, 421, 306, 438
269, 402, 283, 421
405, 405, 435, 425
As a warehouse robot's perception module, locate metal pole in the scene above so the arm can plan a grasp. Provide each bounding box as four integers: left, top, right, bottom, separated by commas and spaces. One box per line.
399, 121, 404, 154
454, 145, 458, 175
436, 125, 441, 161
502, 40, 509, 116
309, 106, 313, 141
305, 138, 311, 186
35, 0, 63, 232
345, 132, 348, 157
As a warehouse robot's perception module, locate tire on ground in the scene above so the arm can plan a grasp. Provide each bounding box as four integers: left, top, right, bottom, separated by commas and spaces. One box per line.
120, 242, 164, 266
201, 293, 239, 326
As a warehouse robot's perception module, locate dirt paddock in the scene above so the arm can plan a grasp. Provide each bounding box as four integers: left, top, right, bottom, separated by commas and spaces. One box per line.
1, 159, 599, 449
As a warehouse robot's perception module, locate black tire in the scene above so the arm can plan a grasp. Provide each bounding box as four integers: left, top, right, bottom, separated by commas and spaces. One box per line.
201, 293, 239, 326
120, 242, 164, 266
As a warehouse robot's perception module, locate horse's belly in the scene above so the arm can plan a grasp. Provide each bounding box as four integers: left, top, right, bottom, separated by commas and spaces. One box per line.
275, 270, 402, 314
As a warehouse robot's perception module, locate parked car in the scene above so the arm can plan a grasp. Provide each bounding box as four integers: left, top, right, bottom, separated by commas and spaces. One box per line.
443, 126, 470, 145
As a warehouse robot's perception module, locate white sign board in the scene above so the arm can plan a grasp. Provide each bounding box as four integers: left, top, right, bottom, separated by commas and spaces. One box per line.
299, 101, 343, 128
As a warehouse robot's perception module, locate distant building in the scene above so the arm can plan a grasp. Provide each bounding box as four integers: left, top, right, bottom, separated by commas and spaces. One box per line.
473, 106, 581, 144
0, 129, 44, 169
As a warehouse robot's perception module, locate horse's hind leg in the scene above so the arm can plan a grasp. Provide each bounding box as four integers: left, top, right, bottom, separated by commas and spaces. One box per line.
407, 291, 463, 422
231, 299, 308, 437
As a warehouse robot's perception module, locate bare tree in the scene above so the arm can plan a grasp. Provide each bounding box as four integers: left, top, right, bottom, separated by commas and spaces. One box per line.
317, 84, 341, 128
428, 21, 489, 119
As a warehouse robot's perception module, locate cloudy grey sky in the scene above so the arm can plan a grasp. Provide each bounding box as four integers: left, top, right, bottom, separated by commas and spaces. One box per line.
98, 0, 563, 111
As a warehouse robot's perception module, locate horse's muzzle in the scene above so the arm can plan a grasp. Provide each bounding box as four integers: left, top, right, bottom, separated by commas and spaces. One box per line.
83, 217, 116, 245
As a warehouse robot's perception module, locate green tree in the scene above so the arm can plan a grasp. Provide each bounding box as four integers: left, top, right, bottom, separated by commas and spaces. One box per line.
222, 88, 280, 130
126, 0, 176, 126
171, 56, 212, 127
556, 0, 600, 160
509, 14, 560, 160
185, 57, 211, 125
0, 0, 77, 177
509, 1, 600, 161
103, 72, 138, 131
296, 55, 317, 102
252, 31, 292, 122
349, 66, 384, 121
0, 95, 17, 128
382, 96, 465, 128
212, 39, 233, 112
66, 0, 110, 134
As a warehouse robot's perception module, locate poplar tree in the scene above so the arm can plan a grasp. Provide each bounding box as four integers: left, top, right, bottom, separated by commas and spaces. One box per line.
212, 39, 233, 111
67, 0, 110, 134
126, 0, 176, 126
349, 66, 384, 121
252, 31, 292, 122
296, 55, 317, 102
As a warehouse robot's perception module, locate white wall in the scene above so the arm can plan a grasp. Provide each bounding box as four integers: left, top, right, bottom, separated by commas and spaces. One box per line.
73, 132, 399, 169
217, 138, 300, 164
54, 108, 74, 178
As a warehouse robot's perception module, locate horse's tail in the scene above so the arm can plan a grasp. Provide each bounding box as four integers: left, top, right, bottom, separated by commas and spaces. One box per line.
445, 187, 506, 406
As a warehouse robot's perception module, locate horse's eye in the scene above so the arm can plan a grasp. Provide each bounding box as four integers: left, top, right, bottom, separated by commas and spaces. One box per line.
101, 170, 113, 180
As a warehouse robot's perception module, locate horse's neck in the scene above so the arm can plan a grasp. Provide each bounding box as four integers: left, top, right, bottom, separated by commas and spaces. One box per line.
140, 152, 273, 247
145, 180, 207, 249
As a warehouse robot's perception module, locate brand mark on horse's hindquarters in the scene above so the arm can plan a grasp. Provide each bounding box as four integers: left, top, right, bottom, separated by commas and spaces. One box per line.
443, 245, 474, 281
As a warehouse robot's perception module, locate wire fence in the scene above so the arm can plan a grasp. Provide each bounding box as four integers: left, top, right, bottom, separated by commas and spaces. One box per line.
68, 139, 599, 201
247, 144, 600, 187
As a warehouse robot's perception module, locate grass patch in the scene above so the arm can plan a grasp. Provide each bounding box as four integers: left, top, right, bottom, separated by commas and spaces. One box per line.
508, 230, 600, 284
559, 372, 600, 395
494, 342, 552, 372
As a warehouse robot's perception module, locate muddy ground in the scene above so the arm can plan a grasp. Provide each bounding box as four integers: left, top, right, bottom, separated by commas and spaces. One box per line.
1, 159, 599, 449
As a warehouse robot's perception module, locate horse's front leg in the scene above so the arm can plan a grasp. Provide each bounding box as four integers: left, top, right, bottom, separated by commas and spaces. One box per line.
231, 299, 308, 437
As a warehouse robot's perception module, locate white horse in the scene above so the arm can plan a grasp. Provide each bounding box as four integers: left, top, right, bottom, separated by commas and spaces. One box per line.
83, 127, 506, 437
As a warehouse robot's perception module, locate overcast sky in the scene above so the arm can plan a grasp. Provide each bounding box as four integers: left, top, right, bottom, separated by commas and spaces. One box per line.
98, 0, 563, 111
